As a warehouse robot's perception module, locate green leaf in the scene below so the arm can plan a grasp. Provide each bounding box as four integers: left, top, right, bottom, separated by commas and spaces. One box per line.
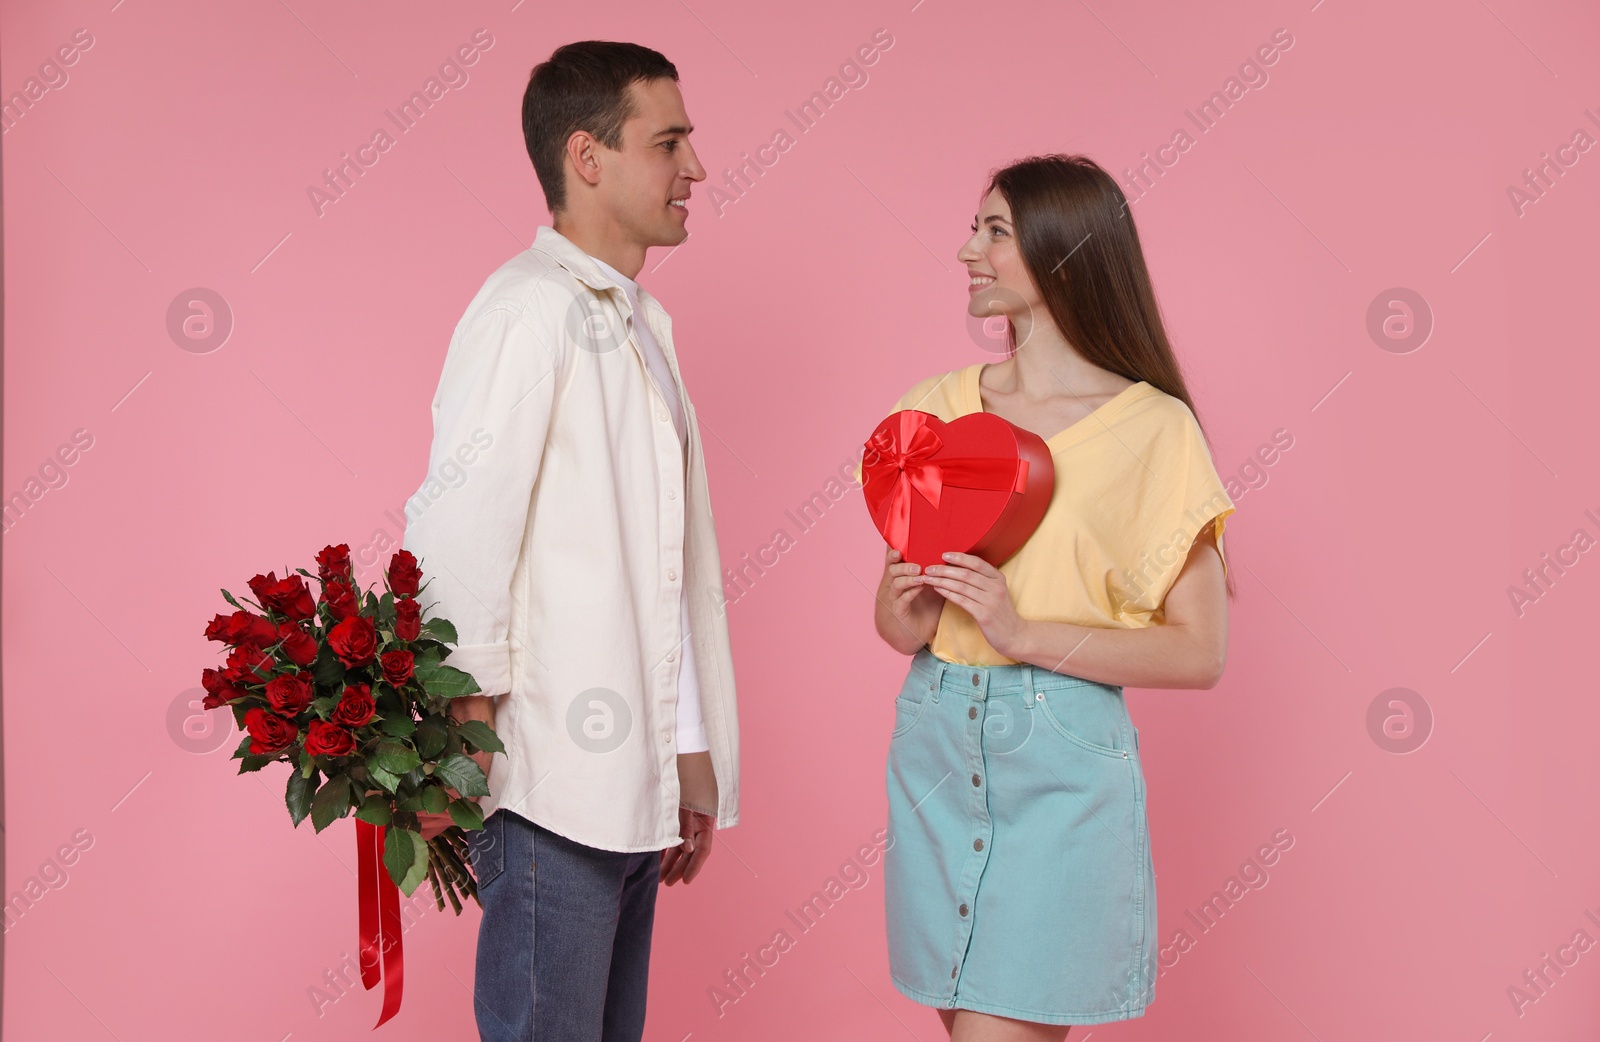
312, 644, 346, 687
221, 588, 245, 611
364, 590, 381, 615
413, 660, 482, 699
379, 710, 417, 738
455, 719, 505, 755
378, 591, 396, 627
237, 752, 275, 774
310, 775, 352, 833
396, 793, 424, 813
368, 762, 401, 793
398, 830, 430, 896
310, 694, 341, 718
355, 794, 393, 825
415, 716, 448, 760
371, 739, 421, 775
420, 785, 449, 814
421, 617, 458, 644
286, 770, 316, 827
434, 753, 490, 798
231, 733, 252, 760
447, 798, 484, 831
382, 823, 417, 884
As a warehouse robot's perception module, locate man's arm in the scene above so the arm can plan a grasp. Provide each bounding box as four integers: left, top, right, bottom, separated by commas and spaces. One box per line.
406, 297, 562, 725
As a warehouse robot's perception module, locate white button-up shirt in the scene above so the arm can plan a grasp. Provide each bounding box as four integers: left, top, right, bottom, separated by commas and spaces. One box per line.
403, 224, 739, 853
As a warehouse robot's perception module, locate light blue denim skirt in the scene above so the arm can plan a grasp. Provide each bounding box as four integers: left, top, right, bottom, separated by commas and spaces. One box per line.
884, 646, 1157, 1025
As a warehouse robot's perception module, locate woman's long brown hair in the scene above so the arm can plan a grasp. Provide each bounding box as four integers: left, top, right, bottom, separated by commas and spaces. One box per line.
986, 154, 1235, 599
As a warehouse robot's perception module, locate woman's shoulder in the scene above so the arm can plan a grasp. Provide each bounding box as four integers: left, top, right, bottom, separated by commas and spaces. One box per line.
891, 364, 977, 416
1123, 381, 1202, 431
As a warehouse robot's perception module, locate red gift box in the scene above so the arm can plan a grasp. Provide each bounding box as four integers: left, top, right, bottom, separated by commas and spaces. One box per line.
861, 409, 1055, 569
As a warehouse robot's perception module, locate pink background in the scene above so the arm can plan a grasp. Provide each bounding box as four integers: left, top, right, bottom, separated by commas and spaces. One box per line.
5, 0, 1599, 1038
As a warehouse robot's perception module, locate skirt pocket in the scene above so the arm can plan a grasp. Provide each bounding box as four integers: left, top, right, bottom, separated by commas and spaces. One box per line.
1033, 678, 1130, 759
891, 667, 933, 739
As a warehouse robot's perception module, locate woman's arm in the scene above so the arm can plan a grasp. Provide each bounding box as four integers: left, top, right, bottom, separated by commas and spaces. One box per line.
918, 528, 1229, 689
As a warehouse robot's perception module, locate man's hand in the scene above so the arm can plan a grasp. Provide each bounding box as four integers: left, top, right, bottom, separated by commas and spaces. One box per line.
417, 746, 494, 841
660, 806, 715, 885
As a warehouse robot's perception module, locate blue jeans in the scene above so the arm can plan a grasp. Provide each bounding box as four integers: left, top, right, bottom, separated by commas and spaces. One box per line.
464, 808, 661, 1041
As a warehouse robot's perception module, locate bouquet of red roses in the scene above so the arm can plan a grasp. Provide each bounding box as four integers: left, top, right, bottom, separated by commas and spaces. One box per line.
201, 543, 500, 914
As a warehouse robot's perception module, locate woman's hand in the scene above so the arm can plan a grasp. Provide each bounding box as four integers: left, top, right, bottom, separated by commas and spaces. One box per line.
916, 551, 1029, 659
875, 547, 944, 654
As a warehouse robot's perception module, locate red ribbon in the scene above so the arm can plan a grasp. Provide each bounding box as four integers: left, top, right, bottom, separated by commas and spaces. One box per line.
861, 411, 1031, 550
356, 820, 405, 1029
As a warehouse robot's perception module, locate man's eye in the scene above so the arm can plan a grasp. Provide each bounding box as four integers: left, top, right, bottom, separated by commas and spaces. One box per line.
662, 141, 677, 152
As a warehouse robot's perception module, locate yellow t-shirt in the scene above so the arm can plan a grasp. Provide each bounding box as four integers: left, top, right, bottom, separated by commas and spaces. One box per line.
857, 362, 1236, 666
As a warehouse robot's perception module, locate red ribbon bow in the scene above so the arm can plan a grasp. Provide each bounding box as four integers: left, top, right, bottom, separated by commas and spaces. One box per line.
356, 820, 405, 1029
861, 411, 1030, 551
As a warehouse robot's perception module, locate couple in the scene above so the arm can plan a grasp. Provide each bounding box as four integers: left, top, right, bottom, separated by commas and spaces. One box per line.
405, 38, 1236, 1042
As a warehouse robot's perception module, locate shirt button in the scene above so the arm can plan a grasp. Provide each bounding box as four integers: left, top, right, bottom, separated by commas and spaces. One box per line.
971, 774, 981, 787
950, 966, 958, 979
973, 838, 984, 851
659, 411, 669, 422
663, 730, 673, 743
970, 673, 981, 686
667, 569, 677, 581
666, 651, 676, 663
959, 903, 969, 916
968, 706, 977, 719
667, 490, 676, 499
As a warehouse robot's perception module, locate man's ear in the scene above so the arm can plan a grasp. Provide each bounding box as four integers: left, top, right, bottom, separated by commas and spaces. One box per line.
566, 131, 603, 188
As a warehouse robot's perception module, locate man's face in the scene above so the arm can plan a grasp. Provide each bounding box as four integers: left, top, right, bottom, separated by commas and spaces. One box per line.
597, 77, 705, 247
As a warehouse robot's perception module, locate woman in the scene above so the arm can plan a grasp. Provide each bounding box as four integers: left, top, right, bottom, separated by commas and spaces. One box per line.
867, 155, 1236, 1040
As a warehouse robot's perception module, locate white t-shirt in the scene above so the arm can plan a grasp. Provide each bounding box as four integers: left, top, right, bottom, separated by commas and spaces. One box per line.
588, 254, 708, 755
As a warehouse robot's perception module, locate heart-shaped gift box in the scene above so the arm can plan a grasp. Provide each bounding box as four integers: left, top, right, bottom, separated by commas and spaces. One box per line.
860, 410, 1055, 569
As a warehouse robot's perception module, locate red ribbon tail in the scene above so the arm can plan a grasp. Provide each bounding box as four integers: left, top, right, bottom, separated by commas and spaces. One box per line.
356, 821, 406, 1028
357, 820, 381, 990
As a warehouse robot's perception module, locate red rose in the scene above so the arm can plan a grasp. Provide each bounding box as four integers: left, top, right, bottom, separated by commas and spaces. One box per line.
244, 707, 297, 755
328, 615, 377, 668
393, 597, 421, 642
304, 720, 356, 758
252, 572, 316, 622
332, 682, 377, 728
247, 571, 276, 604
200, 667, 246, 710
265, 672, 313, 716
380, 650, 415, 687
224, 642, 274, 685
388, 550, 422, 597
204, 610, 278, 647
276, 621, 319, 667
320, 577, 359, 621
316, 544, 353, 583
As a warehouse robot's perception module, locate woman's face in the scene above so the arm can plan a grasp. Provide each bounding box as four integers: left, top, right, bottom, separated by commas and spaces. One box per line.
958, 188, 1038, 322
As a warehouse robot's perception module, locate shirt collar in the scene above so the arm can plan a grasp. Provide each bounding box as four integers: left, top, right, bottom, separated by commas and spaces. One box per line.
530, 224, 628, 293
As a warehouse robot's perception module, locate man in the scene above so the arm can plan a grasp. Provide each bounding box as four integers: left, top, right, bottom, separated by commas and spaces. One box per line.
405, 40, 739, 1042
